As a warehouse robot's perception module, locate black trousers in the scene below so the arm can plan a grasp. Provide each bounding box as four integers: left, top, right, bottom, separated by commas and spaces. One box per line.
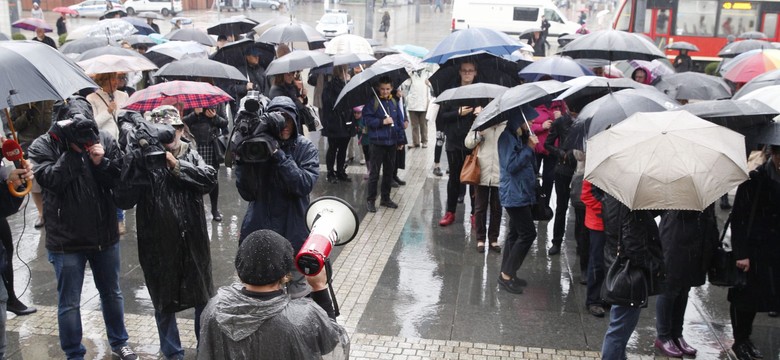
537, 154, 556, 204
367, 144, 396, 202
573, 205, 589, 273
552, 172, 573, 245
500, 206, 537, 277
731, 303, 756, 343
0, 218, 17, 302
326, 137, 350, 174
474, 185, 501, 243
445, 149, 470, 213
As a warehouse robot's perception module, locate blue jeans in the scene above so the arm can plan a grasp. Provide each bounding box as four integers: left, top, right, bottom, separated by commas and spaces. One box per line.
586, 230, 606, 306
48, 243, 129, 360
154, 305, 205, 358
602, 305, 642, 360
656, 286, 690, 340
116, 208, 124, 222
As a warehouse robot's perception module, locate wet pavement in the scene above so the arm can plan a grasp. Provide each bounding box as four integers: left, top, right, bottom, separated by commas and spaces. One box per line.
6, 3, 780, 359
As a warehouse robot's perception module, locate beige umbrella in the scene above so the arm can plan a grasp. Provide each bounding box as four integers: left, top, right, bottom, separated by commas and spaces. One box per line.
77, 54, 158, 75
738, 84, 780, 112
585, 110, 749, 211
324, 34, 374, 55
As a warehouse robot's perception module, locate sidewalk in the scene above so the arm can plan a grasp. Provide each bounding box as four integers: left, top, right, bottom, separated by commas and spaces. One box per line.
2, 123, 776, 359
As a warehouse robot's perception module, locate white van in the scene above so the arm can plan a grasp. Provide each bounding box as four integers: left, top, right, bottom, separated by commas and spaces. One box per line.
451, 0, 580, 38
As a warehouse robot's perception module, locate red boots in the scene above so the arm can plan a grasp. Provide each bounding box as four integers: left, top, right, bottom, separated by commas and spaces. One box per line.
439, 212, 455, 226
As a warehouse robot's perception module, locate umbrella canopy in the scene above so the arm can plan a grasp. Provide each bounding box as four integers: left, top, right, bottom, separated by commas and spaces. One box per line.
333, 53, 376, 67
253, 16, 299, 35
210, 39, 275, 71
325, 34, 374, 55
0, 41, 98, 109
393, 44, 429, 58
721, 48, 780, 83
333, 63, 410, 110
145, 41, 209, 67
122, 17, 154, 35
165, 28, 217, 47
265, 50, 333, 76
572, 88, 680, 147
519, 56, 594, 82
373, 53, 422, 74
733, 69, 780, 99
170, 17, 193, 25
717, 39, 773, 58
423, 27, 523, 64
124, 34, 157, 47
654, 72, 732, 100
153, 58, 246, 81
257, 22, 325, 45
12, 18, 52, 32
553, 76, 648, 113
623, 59, 675, 80
471, 80, 569, 131
749, 121, 780, 146
557, 33, 581, 48
434, 83, 508, 106
75, 45, 149, 62
60, 37, 116, 55
77, 54, 158, 75
103, 8, 127, 19
558, 29, 666, 62
738, 84, 780, 111
679, 99, 778, 131
83, 18, 138, 42
207, 16, 257, 37
52, 6, 79, 15
665, 41, 699, 52
739, 31, 768, 40
137, 12, 164, 20
585, 110, 749, 211
429, 51, 523, 97
124, 80, 233, 111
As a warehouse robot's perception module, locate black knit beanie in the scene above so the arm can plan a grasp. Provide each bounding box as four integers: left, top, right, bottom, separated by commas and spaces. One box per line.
235, 229, 294, 286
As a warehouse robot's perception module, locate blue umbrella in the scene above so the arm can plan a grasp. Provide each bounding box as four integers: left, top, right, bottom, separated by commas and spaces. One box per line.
392, 44, 429, 58
122, 17, 155, 35
519, 56, 594, 82
423, 28, 523, 64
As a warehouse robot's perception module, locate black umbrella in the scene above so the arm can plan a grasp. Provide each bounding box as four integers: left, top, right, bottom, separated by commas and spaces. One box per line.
257, 22, 325, 45
435, 83, 508, 106
717, 39, 773, 58
557, 33, 581, 47
210, 38, 275, 71
665, 41, 699, 52
60, 37, 115, 55
153, 58, 246, 81
165, 28, 217, 47
101, 8, 127, 19
558, 29, 667, 62
739, 31, 768, 40
654, 72, 732, 100
333, 63, 409, 110
75, 45, 149, 62
429, 51, 523, 97
136, 12, 164, 20
733, 69, 780, 99
553, 76, 647, 113
471, 80, 569, 131
748, 121, 780, 146
0, 41, 98, 109
207, 17, 258, 37
519, 56, 594, 82
679, 99, 777, 131
124, 34, 157, 47
571, 88, 679, 148
265, 50, 333, 76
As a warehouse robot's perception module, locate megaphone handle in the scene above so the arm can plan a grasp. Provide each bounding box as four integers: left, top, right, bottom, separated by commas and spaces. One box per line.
325, 259, 340, 318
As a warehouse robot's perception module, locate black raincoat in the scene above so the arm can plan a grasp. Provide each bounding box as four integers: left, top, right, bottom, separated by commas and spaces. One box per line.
114, 140, 217, 313
28, 131, 122, 253
197, 283, 349, 360
658, 206, 719, 290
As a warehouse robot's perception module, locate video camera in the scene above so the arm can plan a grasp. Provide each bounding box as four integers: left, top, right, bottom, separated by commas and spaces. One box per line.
126, 121, 176, 171
49, 114, 100, 150
229, 92, 286, 163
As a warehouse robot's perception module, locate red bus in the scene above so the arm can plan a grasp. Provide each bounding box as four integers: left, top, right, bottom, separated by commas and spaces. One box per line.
612, 0, 780, 62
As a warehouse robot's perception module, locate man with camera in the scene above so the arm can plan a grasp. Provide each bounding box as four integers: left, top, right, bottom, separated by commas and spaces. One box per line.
27, 115, 138, 360
115, 105, 217, 360
234, 96, 336, 318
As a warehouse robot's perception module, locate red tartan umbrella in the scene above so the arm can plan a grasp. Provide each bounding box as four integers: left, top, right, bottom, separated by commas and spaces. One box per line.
123, 80, 233, 111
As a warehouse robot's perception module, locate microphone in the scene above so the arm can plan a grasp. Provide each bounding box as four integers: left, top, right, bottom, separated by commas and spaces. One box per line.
2, 139, 24, 169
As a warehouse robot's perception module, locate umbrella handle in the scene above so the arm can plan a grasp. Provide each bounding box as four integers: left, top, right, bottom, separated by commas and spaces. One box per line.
7, 160, 33, 198
372, 89, 393, 127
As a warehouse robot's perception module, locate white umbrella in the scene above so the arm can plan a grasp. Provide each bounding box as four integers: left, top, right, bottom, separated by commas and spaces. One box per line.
585, 110, 749, 211
77, 54, 158, 75
738, 84, 780, 112
325, 34, 374, 55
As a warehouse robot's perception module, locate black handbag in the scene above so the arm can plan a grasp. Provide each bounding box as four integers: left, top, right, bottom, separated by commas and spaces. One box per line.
532, 179, 554, 221
601, 213, 650, 308
213, 133, 229, 164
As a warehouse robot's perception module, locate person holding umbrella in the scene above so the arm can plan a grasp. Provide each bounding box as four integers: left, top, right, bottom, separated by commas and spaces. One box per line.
56, 12, 67, 37
32, 27, 57, 49
438, 61, 482, 227
673, 49, 693, 72
322, 65, 356, 184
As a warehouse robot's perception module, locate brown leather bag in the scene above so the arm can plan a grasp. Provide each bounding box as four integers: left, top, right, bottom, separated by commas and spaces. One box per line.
460, 145, 480, 186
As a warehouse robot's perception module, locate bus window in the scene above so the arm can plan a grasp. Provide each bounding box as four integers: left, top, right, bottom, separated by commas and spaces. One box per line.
644, 9, 654, 33
657, 9, 670, 33
615, 0, 633, 31
514, 7, 540, 21
764, 13, 778, 38
719, 2, 758, 37
675, 0, 717, 36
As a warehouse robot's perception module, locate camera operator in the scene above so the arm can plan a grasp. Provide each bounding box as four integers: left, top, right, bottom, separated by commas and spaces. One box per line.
198, 229, 348, 360
27, 115, 138, 360
234, 96, 337, 319
115, 105, 217, 360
